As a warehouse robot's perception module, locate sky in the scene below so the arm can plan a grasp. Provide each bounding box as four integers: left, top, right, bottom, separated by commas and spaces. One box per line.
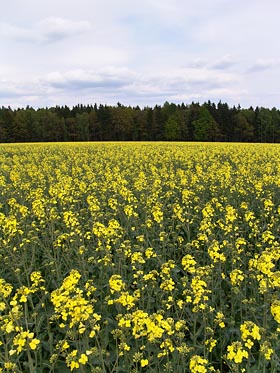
0, 0, 279, 109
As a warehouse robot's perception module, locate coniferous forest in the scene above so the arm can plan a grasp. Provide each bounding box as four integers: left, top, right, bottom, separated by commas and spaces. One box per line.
1, 101, 280, 143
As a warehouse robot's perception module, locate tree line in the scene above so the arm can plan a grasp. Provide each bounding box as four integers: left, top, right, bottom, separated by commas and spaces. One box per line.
0, 101, 280, 143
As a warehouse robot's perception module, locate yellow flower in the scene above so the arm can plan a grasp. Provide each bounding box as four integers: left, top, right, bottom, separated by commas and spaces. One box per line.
66, 350, 80, 371
4, 362, 16, 369
29, 338, 40, 350
205, 338, 217, 352
214, 311, 225, 328
181, 254, 197, 273
118, 316, 131, 328
140, 359, 149, 367
151, 203, 163, 223
208, 241, 226, 263
227, 341, 249, 364
271, 300, 280, 323
4, 323, 14, 335
230, 269, 245, 286
145, 247, 157, 258
19, 295, 28, 303
30, 271, 45, 287
62, 341, 70, 350
240, 321, 261, 342
70, 361, 79, 371
114, 291, 137, 309
109, 274, 125, 293
119, 342, 131, 355
0, 278, 13, 297
189, 355, 208, 373
79, 353, 88, 364
89, 330, 96, 338
260, 341, 274, 360
160, 278, 175, 291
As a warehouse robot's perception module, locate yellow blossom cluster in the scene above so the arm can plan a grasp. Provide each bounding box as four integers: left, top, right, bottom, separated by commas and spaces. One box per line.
0, 141, 280, 371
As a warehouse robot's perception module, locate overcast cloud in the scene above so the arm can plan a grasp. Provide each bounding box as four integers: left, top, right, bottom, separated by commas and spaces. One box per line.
0, 0, 279, 108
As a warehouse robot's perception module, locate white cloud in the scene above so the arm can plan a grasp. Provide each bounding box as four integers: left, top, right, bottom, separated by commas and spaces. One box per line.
0, 17, 91, 44
44, 67, 134, 91
1, 0, 280, 108
171, 88, 247, 103
0, 64, 241, 107
211, 55, 238, 70
0, 23, 34, 42
38, 17, 91, 42
246, 59, 280, 73
43, 65, 239, 104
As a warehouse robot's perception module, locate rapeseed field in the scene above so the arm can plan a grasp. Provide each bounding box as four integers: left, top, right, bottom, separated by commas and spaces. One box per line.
0, 142, 279, 372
